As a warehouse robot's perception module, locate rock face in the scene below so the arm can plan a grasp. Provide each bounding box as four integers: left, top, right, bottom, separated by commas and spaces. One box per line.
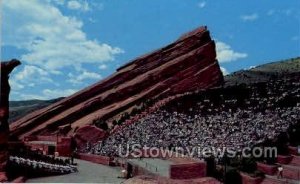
10, 26, 224, 139
73, 125, 107, 149
0, 59, 21, 171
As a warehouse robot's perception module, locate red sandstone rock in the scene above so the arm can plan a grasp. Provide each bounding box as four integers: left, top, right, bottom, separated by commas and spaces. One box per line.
0, 60, 21, 175
288, 146, 299, 155
240, 172, 263, 184
11, 176, 26, 183
282, 165, 300, 180
291, 155, 300, 166
56, 137, 72, 157
73, 125, 107, 148
277, 155, 292, 165
10, 26, 223, 139
256, 162, 277, 175
0, 172, 7, 183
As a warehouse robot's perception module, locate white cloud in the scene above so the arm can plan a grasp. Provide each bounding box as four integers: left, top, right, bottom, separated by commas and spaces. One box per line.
15, 65, 53, 83
67, 0, 90, 12
240, 13, 259, 21
18, 88, 77, 100
51, 0, 65, 6
9, 80, 25, 91
216, 41, 248, 63
18, 94, 46, 100
99, 64, 107, 70
88, 17, 97, 23
14, 65, 48, 80
91, 2, 104, 11
266, 9, 295, 17
10, 65, 54, 88
3, 0, 124, 71
42, 88, 77, 98
220, 67, 229, 75
197, 1, 206, 8
5, 0, 122, 100
28, 83, 36, 87
68, 70, 102, 85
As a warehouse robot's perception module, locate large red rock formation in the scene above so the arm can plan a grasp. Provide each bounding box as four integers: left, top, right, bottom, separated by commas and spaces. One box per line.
0, 59, 21, 172
10, 26, 224, 139
73, 125, 107, 148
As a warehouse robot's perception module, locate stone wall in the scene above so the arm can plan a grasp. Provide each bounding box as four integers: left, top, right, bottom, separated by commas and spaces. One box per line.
170, 162, 206, 180
76, 153, 112, 165
56, 137, 72, 157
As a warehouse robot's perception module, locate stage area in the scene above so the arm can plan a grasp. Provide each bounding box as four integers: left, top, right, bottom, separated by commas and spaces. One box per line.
27, 159, 125, 183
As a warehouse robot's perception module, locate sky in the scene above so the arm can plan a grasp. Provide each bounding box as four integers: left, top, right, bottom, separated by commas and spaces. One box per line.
1, 0, 299, 100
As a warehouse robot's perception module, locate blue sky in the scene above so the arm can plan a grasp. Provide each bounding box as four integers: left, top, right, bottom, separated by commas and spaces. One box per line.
2, 0, 300, 100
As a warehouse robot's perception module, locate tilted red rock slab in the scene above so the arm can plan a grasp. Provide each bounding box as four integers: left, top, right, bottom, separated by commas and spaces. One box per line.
10, 26, 224, 139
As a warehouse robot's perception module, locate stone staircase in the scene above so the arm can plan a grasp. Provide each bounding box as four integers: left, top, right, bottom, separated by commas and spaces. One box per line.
259, 146, 300, 184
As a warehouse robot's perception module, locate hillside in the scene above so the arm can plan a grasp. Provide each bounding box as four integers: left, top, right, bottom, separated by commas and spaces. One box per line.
225, 57, 300, 86
9, 26, 224, 139
9, 98, 63, 124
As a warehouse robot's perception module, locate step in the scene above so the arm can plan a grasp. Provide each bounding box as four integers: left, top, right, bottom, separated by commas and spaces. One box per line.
277, 155, 293, 165
240, 172, 263, 184
288, 146, 299, 156
257, 162, 277, 175
282, 164, 300, 181
261, 179, 283, 184
291, 155, 300, 167
263, 174, 299, 184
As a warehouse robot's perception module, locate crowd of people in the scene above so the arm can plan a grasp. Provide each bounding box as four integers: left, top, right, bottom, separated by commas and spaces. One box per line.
86, 78, 300, 159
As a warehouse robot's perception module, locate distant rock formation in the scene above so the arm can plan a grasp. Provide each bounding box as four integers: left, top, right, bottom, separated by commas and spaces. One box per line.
0, 59, 21, 171
10, 26, 224, 139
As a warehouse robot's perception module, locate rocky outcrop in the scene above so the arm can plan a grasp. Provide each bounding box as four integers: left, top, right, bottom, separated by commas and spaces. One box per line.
73, 125, 107, 149
0, 59, 21, 172
10, 26, 224, 139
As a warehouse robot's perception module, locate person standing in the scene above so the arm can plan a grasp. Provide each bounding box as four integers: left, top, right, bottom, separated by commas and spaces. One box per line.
277, 165, 283, 179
